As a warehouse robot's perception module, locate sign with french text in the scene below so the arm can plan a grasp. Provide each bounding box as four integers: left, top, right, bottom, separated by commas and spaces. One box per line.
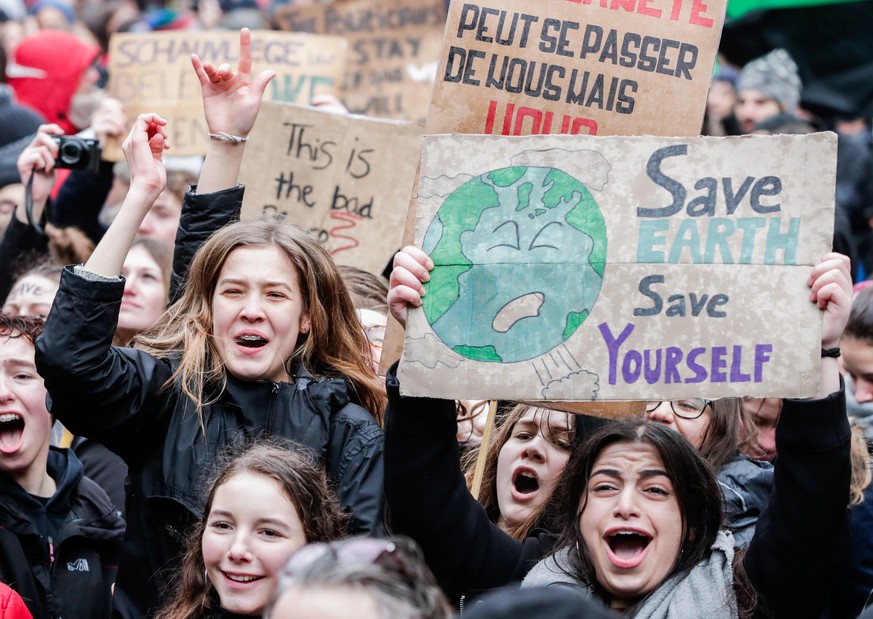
426, 0, 726, 135
399, 132, 836, 400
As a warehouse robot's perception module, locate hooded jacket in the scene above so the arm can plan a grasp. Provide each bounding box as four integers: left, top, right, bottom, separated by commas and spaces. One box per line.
0, 448, 125, 619
7, 31, 100, 134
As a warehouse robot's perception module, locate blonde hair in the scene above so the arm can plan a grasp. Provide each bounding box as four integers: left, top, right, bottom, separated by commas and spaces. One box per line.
135, 217, 385, 425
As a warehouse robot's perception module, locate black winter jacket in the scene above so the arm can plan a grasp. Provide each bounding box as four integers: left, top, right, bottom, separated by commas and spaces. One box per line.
384, 364, 851, 618
0, 448, 125, 619
35, 271, 384, 618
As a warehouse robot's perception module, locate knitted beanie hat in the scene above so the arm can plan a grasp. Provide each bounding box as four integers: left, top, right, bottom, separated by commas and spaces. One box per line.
737, 49, 803, 113
7, 30, 100, 134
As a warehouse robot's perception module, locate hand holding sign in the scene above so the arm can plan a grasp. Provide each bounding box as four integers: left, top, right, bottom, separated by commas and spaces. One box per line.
388, 245, 433, 328
808, 252, 851, 398
190, 28, 276, 140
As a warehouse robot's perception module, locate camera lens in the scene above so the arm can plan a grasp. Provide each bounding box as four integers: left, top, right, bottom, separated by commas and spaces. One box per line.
59, 140, 83, 165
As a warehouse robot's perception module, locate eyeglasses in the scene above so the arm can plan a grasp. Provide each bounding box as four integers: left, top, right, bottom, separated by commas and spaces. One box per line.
281, 537, 416, 581
646, 399, 712, 420
363, 324, 385, 350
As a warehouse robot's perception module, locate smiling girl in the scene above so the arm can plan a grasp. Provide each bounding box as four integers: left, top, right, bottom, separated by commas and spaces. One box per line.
34, 30, 385, 619
157, 439, 347, 619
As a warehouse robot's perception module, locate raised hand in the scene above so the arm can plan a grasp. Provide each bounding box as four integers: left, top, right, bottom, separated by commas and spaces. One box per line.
190, 27, 275, 138
807, 252, 852, 397
121, 113, 168, 203
388, 246, 434, 328
808, 252, 852, 349
91, 97, 127, 151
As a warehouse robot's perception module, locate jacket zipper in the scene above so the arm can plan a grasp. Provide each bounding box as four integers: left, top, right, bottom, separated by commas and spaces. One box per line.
266, 383, 280, 430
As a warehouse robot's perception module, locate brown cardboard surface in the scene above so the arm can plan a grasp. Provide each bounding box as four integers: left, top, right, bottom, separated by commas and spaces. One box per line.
426, 0, 726, 136
107, 30, 347, 157
399, 132, 836, 401
238, 101, 423, 274
276, 0, 446, 123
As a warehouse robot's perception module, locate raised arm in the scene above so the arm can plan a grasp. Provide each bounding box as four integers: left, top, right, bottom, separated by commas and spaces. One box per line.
744, 252, 853, 617
83, 113, 167, 278
34, 115, 175, 462
385, 247, 536, 603
190, 27, 274, 194
168, 28, 274, 303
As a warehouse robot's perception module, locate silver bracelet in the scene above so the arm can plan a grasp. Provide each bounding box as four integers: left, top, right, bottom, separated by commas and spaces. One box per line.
208, 131, 248, 143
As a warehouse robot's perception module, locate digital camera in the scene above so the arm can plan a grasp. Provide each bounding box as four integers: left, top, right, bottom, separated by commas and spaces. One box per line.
54, 136, 101, 172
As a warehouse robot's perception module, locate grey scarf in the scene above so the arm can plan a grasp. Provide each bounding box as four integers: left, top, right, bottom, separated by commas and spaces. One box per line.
522, 530, 738, 618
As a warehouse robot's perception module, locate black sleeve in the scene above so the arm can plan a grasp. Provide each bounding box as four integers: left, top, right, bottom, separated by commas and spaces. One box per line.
743, 383, 851, 618
169, 184, 243, 304
326, 404, 386, 537
35, 267, 175, 466
48, 160, 114, 245
384, 363, 535, 603
0, 216, 48, 303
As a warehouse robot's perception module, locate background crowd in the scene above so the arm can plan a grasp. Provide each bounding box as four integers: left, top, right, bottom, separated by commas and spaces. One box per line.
0, 0, 870, 618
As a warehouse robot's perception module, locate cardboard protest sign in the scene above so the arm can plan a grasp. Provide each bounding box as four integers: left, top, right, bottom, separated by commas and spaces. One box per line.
276, 0, 446, 124
426, 0, 726, 135
108, 30, 347, 157
238, 101, 423, 274
398, 132, 837, 401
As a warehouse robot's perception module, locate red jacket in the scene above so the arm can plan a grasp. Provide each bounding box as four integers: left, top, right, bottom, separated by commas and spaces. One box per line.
0, 584, 32, 619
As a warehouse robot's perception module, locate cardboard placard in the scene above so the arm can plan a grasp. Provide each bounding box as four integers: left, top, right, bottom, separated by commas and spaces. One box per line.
238, 101, 423, 274
276, 0, 447, 124
107, 30, 348, 157
426, 0, 726, 135
398, 132, 837, 401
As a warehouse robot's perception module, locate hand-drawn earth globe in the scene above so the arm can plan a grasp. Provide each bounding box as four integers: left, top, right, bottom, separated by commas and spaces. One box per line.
421, 165, 607, 363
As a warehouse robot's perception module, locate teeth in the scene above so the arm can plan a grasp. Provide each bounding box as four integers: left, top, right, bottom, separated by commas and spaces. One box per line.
225, 574, 259, 582
0, 413, 21, 423
519, 472, 536, 479
238, 335, 264, 341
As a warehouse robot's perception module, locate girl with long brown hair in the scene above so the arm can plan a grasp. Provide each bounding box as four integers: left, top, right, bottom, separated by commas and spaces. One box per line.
34, 30, 385, 619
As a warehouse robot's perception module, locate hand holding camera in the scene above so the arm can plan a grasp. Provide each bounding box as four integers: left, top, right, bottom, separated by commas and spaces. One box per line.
53, 135, 101, 172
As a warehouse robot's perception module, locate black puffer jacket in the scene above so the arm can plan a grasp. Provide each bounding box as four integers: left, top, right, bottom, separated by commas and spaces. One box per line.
35, 269, 384, 617
0, 448, 125, 619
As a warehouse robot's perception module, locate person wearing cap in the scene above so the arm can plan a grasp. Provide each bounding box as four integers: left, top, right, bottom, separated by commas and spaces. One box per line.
735, 48, 803, 134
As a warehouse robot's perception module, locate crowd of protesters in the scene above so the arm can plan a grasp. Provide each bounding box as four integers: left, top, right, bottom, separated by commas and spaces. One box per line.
0, 1, 870, 618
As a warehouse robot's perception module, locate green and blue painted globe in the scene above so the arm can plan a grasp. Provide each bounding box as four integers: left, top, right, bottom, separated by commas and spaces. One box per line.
422, 166, 607, 363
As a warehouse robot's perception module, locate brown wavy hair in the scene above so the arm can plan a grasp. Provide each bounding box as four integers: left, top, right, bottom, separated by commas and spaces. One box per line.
156, 437, 349, 619
134, 217, 386, 424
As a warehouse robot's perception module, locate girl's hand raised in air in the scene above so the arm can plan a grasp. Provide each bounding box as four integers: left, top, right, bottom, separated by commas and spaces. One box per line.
122, 113, 168, 203
190, 28, 276, 140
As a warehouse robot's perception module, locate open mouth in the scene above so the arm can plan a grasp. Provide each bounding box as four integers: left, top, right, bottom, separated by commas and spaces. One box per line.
0, 413, 24, 453
235, 334, 268, 349
222, 571, 264, 584
492, 292, 544, 333
606, 530, 652, 567
512, 470, 540, 496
